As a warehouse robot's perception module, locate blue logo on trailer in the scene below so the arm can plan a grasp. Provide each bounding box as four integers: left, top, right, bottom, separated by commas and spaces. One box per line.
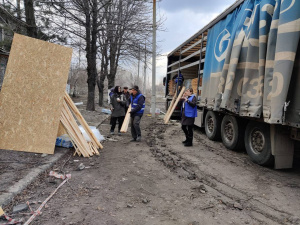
214, 29, 231, 62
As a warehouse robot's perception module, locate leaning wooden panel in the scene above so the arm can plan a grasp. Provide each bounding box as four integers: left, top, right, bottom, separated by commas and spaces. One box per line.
0, 34, 72, 154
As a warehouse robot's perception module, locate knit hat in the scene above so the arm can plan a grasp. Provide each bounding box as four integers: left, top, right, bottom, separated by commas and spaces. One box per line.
131, 85, 139, 91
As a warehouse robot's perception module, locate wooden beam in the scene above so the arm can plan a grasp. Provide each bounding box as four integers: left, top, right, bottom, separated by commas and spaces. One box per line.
164, 87, 186, 124
164, 90, 177, 123
120, 105, 132, 133
64, 92, 103, 149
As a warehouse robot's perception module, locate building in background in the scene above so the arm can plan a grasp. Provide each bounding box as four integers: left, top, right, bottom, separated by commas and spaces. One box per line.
0, 48, 9, 90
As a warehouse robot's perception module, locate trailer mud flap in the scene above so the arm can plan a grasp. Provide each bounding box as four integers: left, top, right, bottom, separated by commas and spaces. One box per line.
270, 125, 294, 169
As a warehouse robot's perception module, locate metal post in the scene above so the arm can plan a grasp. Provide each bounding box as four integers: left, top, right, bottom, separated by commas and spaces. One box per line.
196, 33, 204, 99
143, 42, 147, 94
151, 0, 156, 117
176, 48, 182, 96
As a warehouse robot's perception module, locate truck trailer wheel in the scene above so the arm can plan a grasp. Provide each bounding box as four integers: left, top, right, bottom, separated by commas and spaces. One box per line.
244, 121, 274, 166
205, 111, 221, 141
221, 115, 245, 151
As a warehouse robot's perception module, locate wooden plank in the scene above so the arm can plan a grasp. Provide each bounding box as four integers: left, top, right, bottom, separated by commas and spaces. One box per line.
60, 114, 82, 157
164, 90, 178, 123
120, 105, 132, 133
63, 101, 95, 156
61, 104, 91, 157
0, 33, 72, 154
64, 92, 103, 149
164, 87, 186, 124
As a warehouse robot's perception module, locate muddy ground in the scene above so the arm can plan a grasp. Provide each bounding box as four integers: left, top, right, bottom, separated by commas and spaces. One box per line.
1, 100, 300, 225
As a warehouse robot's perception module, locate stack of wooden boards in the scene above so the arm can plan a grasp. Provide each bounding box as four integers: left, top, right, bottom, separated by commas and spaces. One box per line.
0, 34, 102, 157
168, 79, 176, 96
60, 92, 102, 157
191, 77, 202, 96
164, 87, 186, 124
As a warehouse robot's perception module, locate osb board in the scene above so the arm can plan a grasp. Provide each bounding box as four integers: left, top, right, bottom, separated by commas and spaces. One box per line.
57, 122, 67, 137
0, 33, 72, 154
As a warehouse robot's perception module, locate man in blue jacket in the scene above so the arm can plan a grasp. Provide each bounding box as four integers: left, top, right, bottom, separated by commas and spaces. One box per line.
128, 85, 145, 142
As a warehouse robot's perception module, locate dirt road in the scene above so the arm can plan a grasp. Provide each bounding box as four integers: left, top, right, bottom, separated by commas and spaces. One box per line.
3, 111, 300, 225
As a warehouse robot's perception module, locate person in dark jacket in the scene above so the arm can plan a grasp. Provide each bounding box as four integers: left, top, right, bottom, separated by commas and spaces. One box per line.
173, 70, 184, 86
122, 86, 130, 113
110, 86, 126, 135
122, 87, 130, 100
128, 85, 145, 142
173, 70, 184, 96
180, 88, 197, 146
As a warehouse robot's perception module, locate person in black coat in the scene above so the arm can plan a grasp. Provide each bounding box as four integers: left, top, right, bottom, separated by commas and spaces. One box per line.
180, 88, 197, 146
110, 86, 126, 135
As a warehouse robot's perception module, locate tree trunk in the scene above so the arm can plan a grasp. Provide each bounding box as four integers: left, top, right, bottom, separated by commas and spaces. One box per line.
24, 0, 38, 38
107, 73, 115, 89
97, 50, 108, 106
85, 0, 98, 111
97, 73, 106, 106
17, 0, 21, 19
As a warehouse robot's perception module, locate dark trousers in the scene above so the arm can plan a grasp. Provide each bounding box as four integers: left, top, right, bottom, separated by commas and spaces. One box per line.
111, 116, 125, 132
131, 115, 142, 139
182, 125, 193, 139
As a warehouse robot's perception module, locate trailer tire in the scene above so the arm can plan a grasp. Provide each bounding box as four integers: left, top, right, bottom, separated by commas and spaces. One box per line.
205, 111, 221, 141
244, 121, 274, 166
221, 115, 245, 151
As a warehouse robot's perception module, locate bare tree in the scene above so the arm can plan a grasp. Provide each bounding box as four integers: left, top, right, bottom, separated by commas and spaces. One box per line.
43, 0, 111, 110
24, 0, 37, 38
97, 0, 154, 106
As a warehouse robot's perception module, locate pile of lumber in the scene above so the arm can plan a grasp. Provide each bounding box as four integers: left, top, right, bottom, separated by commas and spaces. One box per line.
191, 78, 198, 95
168, 79, 176, 96
60, 92, 103, 157
191, 77, 202, 96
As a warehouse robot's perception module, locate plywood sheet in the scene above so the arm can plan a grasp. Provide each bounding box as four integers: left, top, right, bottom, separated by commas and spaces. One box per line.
0, 33, 72, 154
57, 122, 67, 137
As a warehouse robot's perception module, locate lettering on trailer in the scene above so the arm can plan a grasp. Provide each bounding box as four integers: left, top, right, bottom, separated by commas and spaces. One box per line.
201, 8, 237, 108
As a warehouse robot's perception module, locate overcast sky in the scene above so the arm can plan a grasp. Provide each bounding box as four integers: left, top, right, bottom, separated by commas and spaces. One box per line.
154, 0, 237, 83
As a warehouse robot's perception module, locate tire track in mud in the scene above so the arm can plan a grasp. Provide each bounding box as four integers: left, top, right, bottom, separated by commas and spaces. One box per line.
145, 119, 299, 225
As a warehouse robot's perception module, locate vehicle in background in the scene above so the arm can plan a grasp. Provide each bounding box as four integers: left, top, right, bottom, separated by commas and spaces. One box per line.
164, 0, 300, 169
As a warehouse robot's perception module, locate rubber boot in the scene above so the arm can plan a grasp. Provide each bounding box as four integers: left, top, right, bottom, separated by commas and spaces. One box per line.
182, 135, 188, 144
184, 137, 193, 147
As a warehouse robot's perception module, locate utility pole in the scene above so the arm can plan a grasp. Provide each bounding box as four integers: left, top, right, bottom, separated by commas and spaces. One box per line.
143, 42, 147, 94
137, 44, 140, 87
151, 0, 156, 117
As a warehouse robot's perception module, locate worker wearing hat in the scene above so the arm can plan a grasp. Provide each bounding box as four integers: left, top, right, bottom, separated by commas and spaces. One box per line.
128, 85, 145, 142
